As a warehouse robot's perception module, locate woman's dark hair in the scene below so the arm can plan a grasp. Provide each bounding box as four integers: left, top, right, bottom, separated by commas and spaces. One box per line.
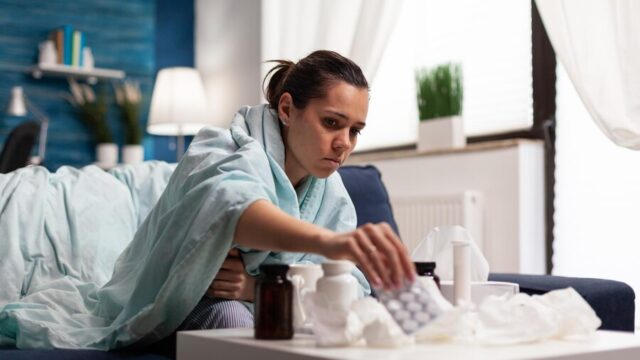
263, 50, 369, 110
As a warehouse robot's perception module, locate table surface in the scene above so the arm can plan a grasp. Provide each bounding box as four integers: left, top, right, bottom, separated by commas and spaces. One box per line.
177, 328, 640, 360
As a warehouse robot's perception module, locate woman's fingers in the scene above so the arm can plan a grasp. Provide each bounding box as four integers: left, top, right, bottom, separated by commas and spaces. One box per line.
352, 222, 416, 290
351, 230, 385, 288
322, 223, 414, 290
210, 279, 239, 292
206, 288, 236, 299
363, 223, 404, 288
214, 269, 242, 282
355, 226, 394, 288
220, 256, 244, 271
380, 222, 416, 283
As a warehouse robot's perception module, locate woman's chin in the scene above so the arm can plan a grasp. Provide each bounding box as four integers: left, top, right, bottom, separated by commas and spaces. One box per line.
311, 167, 337, 179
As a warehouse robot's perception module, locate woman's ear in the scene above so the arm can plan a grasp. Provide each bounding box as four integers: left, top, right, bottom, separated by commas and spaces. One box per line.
278, 92, 293, 126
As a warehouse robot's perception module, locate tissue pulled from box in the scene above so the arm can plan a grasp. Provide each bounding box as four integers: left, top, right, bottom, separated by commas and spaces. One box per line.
412, 225, 490, 282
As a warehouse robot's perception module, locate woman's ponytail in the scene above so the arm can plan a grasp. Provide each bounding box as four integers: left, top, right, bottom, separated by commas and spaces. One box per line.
263, 60, 295, 110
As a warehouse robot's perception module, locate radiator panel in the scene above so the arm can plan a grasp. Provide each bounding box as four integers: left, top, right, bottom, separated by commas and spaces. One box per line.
391, 191, 484, 253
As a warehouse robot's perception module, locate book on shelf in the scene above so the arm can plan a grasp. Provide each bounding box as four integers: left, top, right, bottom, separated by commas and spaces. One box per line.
47, 25, 87, 68
63, 25, 72, 65
49, 29, 63, 64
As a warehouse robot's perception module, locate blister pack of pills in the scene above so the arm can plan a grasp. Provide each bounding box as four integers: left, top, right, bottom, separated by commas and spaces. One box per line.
376, 277, 450, 334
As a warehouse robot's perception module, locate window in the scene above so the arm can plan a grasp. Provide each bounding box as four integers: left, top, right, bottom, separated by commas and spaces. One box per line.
357, 0, 533, 151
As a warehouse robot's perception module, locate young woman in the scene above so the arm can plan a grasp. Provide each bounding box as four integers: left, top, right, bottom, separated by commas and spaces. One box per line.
0, 50, 414, 350
180, 50, 415, 330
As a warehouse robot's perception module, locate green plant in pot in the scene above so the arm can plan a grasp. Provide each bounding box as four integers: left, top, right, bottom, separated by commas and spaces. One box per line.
415, 63, 465, 152
68, 79, 117, 168
114, 80, 144, 164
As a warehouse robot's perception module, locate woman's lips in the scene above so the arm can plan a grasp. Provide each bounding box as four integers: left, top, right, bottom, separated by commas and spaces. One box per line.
323, 158, 341, 167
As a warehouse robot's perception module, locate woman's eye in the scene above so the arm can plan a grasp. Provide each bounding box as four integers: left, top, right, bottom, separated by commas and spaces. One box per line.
323, 118, 337, 127
350, 128, 362, 136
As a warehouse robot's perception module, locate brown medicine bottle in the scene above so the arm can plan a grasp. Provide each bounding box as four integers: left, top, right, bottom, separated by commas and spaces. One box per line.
414, 261, 441, 289
254, 264, 293, 339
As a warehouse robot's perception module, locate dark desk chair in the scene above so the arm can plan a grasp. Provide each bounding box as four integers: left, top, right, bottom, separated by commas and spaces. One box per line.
0, 121, 39, 174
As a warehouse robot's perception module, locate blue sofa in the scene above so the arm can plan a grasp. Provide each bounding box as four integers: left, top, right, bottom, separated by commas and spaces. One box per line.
1, 165, 634, 359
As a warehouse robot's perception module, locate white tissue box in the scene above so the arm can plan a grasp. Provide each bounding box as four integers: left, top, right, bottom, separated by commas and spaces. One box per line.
439, 281, 519, 305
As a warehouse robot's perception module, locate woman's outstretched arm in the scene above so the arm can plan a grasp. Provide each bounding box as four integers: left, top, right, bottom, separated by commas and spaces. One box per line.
234, 200, 415, 290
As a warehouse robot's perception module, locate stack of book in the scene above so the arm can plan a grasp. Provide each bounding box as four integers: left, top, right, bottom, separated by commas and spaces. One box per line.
49, 25, 87, 67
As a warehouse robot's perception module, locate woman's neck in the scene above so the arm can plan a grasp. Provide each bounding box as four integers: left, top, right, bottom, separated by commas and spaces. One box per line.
281, 125, 308, 187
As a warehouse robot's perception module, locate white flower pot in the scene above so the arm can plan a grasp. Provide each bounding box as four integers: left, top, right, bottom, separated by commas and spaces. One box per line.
96, 143, 118, 169
417, 115, 466, 152
122, 144, 144, 165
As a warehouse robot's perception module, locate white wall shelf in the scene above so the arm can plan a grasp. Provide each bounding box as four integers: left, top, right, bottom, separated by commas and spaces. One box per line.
31, 63, 125, 84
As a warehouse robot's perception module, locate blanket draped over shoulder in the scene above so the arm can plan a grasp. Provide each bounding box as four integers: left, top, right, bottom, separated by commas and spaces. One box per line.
0, 104, 369, 349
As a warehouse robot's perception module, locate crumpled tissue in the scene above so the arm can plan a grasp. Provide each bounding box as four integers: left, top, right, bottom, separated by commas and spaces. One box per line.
351, 297, 414, 348
307, 284, 601, 348
305, 293, 414, 347
304, 291, 363, 347
415, 287, 602, 345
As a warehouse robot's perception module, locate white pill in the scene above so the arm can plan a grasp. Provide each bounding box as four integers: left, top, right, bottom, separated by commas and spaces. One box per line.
386, 299, 402, 312
416, 312, 431, 323
407, 302, 422, 312
394, 310, 411, 321
402, 319, 419, 332
399, 292, 415, 302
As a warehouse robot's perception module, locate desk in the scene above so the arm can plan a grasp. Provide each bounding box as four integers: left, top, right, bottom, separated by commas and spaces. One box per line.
177, 328, 640, 360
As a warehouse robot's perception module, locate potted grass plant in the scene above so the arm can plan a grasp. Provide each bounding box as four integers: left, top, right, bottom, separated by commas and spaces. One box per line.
415, 63, 464, 152
68, 79, 117, 168
114, 80, 144, 164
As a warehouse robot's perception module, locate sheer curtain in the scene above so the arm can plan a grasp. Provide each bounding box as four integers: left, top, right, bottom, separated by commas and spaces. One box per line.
260, 0, 404, 83
536, 0, 640, 149
538, 0, 640, 327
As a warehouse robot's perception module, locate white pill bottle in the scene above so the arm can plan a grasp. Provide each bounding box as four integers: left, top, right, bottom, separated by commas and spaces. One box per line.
316, 260, 359, 311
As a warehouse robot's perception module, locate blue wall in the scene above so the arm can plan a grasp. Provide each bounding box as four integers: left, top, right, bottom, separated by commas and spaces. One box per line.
153, 0, 194, 162
0, 0, 196, 169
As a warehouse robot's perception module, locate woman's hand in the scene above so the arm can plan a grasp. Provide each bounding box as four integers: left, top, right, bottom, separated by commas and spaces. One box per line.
206, 249, 256, 301
321, 222, 415, 290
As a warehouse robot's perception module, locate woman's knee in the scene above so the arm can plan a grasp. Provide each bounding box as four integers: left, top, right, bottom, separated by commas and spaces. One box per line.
180, 297, 254, 330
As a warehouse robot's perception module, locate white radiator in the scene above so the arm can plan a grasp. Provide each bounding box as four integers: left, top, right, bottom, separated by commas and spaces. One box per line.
391, 191, 484, 253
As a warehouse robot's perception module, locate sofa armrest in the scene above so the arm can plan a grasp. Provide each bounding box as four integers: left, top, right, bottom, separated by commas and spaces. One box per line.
489, 273, 635, 332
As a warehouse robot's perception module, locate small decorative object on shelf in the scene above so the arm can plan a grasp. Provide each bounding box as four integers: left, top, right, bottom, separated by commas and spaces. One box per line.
67, 78, 117, 168
415, 63, 465, 152
114, 80, 144, 164
32, 25, 124, 84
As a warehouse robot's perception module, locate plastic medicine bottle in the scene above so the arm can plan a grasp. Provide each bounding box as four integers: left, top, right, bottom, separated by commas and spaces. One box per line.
254, 264, 293, 339
414, 261, 441, 289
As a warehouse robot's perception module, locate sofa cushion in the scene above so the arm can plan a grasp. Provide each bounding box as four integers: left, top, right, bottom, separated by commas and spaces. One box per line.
338, 165, 400, 235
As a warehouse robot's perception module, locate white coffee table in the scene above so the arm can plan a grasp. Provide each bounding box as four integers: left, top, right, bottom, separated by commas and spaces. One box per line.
177, 328, 640, 360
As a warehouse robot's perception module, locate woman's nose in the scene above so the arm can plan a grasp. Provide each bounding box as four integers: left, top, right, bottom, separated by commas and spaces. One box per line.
333, 130, 351, 150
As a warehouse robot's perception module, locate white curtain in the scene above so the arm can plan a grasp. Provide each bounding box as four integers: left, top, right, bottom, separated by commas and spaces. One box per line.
260, 0, 404, 84
535, 0, 640, 149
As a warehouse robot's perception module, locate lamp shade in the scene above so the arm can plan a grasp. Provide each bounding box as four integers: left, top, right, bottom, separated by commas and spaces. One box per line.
7, 86, 27, 116
147, 67, 210, 136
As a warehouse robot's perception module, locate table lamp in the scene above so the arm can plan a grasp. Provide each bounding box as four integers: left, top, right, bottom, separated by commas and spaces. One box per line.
6, 86, 49, 165
147, 67, 210, 161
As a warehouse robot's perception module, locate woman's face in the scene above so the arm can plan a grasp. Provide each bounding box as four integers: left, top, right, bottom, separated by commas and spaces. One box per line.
278, 81, 369, 186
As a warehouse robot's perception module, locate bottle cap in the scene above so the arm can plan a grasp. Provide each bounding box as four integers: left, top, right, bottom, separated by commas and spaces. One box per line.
414, 261, 436, 276
259, 264, 290, 276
